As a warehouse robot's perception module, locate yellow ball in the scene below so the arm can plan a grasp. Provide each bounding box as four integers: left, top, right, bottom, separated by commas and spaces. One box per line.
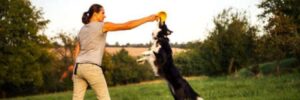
157, 11, 167, 23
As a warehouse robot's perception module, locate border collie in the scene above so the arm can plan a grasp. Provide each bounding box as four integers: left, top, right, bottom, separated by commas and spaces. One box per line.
137, 22, 204, 100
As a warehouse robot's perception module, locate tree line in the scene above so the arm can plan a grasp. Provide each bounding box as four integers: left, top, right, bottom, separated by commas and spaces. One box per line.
106, 42, 187, 48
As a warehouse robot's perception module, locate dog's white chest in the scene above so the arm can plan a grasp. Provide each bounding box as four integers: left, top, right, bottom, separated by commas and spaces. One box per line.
151, 40, 161, 53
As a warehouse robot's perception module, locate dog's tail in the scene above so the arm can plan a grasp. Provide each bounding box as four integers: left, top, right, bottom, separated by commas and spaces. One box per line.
197, 97, 204, 100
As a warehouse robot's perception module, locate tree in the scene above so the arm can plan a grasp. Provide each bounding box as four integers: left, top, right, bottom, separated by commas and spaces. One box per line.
0, 0, 53, 97
198, 8, 258, 75
50, 32, 77, 87
174, 9, 258, 76
258, 0, 300, 71
115, 42, 120, 47
258, 0, 300, 36
51, 32, 76, 66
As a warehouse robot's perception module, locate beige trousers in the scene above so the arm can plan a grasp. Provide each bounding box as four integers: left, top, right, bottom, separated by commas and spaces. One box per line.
73, 63, 110, 100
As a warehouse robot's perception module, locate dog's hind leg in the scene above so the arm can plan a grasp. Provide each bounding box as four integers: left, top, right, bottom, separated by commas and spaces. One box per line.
167, 82, 175, 96
167, 82, 187, 100
168, 82, 183, 100
179, 78, 203, 100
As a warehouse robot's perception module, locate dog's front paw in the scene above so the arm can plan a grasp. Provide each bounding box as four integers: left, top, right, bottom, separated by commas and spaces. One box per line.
136, 58, 146, 64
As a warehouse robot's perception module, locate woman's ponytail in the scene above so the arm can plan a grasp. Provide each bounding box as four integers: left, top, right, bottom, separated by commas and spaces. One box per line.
82, 12, 90, 24
81, 4, 103, 24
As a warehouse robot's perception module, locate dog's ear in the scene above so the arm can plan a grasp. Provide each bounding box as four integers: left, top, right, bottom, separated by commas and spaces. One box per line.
159, 22, 172, 36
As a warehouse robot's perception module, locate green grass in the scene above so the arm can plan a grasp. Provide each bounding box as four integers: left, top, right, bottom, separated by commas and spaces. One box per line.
6, 73, 300, 100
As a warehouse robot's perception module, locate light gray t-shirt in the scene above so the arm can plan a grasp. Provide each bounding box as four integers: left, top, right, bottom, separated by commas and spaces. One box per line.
76, 22, 107, 66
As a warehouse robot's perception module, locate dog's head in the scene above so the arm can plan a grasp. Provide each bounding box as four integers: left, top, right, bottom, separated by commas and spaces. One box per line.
152, 22, 173, 40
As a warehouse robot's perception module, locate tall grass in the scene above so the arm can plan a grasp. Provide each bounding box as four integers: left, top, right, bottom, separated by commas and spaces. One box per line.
6, 73, 300, 100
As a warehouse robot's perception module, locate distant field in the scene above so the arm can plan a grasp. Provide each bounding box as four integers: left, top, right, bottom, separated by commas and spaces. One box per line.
8, 73, 300, 100
49, 47, 185, 59
105, 47, 186, 57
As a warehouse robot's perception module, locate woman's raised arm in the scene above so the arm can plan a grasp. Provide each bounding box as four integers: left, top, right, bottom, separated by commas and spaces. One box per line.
102, 14, 157, 33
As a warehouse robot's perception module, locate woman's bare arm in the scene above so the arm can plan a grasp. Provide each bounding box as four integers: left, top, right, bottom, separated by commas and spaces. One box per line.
103, 14, 157, 33
73, 42, 80, 61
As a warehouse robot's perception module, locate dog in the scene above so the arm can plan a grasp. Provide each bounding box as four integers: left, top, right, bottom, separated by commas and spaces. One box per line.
137, 22, 203, 100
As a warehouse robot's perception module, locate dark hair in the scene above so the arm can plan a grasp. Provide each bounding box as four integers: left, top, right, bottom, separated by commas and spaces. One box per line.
82, 4, 103, 24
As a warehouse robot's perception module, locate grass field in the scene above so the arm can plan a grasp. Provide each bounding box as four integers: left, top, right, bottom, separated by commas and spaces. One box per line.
7, 73, 300, 100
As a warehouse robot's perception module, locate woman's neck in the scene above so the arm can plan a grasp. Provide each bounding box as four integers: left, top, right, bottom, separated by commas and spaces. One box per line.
90, 17, 99, 23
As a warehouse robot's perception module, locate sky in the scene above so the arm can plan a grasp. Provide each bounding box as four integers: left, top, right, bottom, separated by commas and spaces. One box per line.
30, 0, 262, 45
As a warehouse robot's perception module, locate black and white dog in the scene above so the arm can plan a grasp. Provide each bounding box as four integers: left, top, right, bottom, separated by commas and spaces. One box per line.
137, 22, 203, 100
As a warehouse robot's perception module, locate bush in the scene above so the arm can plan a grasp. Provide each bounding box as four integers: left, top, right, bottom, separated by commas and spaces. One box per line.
102, 48, 155, 86
174, 49, 204, 76
237, 58, 300, 77
259, 58, 300, 75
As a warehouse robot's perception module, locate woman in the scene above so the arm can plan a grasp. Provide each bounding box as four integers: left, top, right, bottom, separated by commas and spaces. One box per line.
73, 4, 157, 100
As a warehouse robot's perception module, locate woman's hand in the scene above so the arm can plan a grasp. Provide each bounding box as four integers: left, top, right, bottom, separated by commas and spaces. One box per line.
146, 14, 159, 22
